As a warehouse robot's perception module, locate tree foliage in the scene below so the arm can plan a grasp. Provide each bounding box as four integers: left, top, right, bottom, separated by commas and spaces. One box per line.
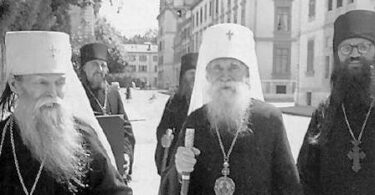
94, 17, 127, 73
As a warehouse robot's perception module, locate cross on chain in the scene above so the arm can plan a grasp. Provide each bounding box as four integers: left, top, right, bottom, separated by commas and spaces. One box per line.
50, 45, 58, 59
347, 140, 366, 173
226, 30, 234, 41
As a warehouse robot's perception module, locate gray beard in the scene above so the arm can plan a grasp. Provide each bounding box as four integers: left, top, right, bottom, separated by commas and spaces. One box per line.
207, 82, 252, 133
14, 99, 87, 187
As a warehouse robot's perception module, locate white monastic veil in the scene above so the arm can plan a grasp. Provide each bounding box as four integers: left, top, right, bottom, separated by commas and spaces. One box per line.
188, 24, 264, 115
4, 31, 117, 168
64, 64, 117, 168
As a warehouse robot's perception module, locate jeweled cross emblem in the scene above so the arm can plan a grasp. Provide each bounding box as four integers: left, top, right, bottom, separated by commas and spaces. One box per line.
347, 140, 366, 173
50, 45, 58, 59
226, 30, 234, 41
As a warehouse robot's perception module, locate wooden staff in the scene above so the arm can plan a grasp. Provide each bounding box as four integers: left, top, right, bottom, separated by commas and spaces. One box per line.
161, 128, 173, 173
180, 128, 195, 195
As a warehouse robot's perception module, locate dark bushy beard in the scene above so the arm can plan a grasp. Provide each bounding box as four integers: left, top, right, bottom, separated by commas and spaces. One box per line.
207, 81, 251, 134
331, 58, 372, 109
14, 97, 87, 188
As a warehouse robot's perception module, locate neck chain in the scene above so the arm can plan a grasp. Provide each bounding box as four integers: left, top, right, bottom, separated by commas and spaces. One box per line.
214, 126, 240, 170
86, 85, 108, 115
3, 116, 46, 195
0, 116, 11, 157
342, 101, 374, 172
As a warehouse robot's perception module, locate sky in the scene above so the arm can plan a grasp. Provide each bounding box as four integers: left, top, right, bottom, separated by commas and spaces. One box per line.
99, 0, 159, 38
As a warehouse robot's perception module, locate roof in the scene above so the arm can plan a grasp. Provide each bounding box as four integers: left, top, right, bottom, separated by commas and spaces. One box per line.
123, 44, 158, 53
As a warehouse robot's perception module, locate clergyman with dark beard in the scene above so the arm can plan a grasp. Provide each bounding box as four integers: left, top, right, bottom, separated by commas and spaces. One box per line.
0, 31, 131, 194
79, 43, 135, 180
297, 10, 375, 194
154, 52, 198, 176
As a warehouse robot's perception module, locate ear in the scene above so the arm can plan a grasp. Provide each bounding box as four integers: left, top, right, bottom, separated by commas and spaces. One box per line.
8, 74, 22, 95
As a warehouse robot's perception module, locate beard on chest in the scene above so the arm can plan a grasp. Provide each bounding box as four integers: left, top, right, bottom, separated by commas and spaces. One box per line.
207, 81, 251, 133
14, 97, 89, 188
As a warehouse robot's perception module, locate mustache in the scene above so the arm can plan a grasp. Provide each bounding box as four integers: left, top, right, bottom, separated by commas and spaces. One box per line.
33, 98, 63, 112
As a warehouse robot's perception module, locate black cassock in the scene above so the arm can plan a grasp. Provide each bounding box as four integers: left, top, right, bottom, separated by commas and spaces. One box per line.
0, 116, 132, 195
297, 99, 375, 194
155, 94, 190, 175
160, 99, 302, 195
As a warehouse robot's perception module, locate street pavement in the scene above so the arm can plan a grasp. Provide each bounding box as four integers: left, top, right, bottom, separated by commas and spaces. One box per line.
121, 89, 311, 195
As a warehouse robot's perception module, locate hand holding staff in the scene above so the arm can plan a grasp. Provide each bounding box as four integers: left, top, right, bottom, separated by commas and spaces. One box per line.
180, 128, 196, 195
161, 129, 174, 173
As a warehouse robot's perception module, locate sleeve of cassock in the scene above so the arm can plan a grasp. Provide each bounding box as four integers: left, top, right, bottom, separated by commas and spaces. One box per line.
297, 106, 324, 195
157, 109, 195, 195
270, 109, 303, 195
155, 97, 174, 175
82, 125, 133, 195
115, 89, 136, 175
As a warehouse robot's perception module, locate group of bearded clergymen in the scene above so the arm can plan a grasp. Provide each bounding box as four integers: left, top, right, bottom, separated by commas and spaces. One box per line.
1, 9, 375, 195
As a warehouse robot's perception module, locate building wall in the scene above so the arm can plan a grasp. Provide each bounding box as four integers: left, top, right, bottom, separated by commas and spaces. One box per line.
157, 5, 179, 89
125, 44, 159, 88
296, 0, 375, 106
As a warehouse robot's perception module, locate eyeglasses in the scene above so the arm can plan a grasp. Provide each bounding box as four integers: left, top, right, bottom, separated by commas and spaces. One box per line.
339, 42, 373, 55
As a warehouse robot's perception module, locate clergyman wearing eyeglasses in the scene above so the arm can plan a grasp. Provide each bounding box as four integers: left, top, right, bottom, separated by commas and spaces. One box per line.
297, 10, 375, 195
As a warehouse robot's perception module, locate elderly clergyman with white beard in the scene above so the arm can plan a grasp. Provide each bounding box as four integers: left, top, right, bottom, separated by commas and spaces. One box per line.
0, 31, 131, 194
160, 24, 302, 195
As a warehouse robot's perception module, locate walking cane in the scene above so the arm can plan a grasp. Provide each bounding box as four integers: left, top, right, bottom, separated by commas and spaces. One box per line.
180, 128, 195, 195
161, 129, 173, 173
157, 128, 174, 195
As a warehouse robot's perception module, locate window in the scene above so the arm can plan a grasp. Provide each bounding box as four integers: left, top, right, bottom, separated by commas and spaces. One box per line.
158, 55, 163, 65
128, 65, 136, 72
309, 0, 316, 18
216, 0, 219, 14
129, 55, 136, 62
139, 55, 147, 62
205, 4, 207, 21
273, 45, 290, 75
307, 39, 315, 75
200, 7, 203, 24
337, 0, 343, 7
154, 66, 158, 72
241, 5, 246, 25
209, 1, 213, 16
228, 0, 231, 9
349, 0, 354, 3
275, 7, 290, 32
139, 65, 147, 72
325, 56, 330, 79
328, 0, 333, 11
233, 9, 238, 23
153, 55, 158, 62
227, 13, 231, 23
196, 12, 199, 26
276, 85, 287, 94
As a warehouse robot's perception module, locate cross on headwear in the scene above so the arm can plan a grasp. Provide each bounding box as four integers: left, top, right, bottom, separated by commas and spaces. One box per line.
50, 45, 58, 58
226, 30, 234, 40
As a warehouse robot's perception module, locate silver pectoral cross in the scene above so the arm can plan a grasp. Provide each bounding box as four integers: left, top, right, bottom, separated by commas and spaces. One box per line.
347, 140, 366, 173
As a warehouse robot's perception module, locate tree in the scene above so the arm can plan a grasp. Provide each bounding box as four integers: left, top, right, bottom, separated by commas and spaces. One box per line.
94, 17, 127, 73
126, 29, 158, 44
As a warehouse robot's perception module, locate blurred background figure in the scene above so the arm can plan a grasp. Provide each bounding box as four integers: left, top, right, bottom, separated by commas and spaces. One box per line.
154, 52, 198, 176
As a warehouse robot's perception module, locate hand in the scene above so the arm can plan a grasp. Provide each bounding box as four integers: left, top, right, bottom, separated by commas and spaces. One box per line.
122, 154, 131, 181
123, 154, 130, 174
175, 146, 200, 174
161, 132, 174, 148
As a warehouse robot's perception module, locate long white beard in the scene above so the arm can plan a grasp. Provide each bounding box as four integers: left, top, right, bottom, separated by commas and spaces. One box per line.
207, 81, 252, 133
14, 97, 86, 185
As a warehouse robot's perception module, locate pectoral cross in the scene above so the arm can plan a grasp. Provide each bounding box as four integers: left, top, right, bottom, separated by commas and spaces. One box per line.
347, 140, 366, 173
